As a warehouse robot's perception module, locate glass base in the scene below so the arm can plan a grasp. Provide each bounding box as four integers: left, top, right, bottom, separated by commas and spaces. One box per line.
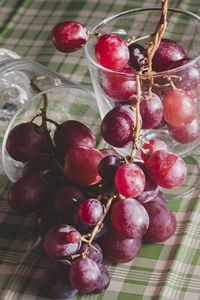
162, 155, 200, 200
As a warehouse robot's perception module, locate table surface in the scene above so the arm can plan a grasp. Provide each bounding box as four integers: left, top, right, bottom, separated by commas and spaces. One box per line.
0, 0, 200, 299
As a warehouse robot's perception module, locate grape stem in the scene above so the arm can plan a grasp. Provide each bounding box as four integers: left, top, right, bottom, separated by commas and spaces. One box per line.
130, 73, 142, 163
82, 195, 114, 258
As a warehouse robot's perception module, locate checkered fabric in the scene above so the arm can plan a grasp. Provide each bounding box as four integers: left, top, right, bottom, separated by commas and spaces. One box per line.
0, 0, 200, 299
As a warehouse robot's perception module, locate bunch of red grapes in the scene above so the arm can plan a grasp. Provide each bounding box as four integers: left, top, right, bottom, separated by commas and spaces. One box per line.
4, 18, 199, 299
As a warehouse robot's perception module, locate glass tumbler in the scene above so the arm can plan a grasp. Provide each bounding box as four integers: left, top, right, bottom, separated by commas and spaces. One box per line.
0, 59, 101, 182
85, 8, 200, 198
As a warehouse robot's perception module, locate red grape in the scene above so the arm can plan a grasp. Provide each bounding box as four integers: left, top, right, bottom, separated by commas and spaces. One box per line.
167, 119, 200, 144
95, 34, 129, 71
44, 224, 81, 259
54, 120, 96, 155
114, 163, 145, 198
79, 198, 103, 225
51, 21, 87, 53
6, 122, 48, 162
143, 201, 176, 242
64, 147, 103, 185
163, 89, 196, 127
70, 257, 100, 292
146, 150, 187, 189
66, 230, 81, 243
152, 38, 186, 72
101, 65, 137, 101
8, 175, 49, 214
111, 198, 149, 238
100, 229, 142, 263
140, 93, 163, 129
141, 138, 169, 162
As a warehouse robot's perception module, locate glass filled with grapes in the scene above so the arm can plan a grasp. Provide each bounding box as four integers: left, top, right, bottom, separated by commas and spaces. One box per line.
84, 7, 200, 197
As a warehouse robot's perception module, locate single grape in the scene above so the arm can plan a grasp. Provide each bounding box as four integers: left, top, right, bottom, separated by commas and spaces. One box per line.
111, 198, 149, 238
78, 242, 103, 264
152, 38, 186, 72
145, 150, 187, 189
44, 260, 78, 299
100, 229, 142, 263
54, 120, 96, 155
36, 205, 62, 237
167, 58, 200, 90
140, 93, 163, 129
114, 163, 146, 198
8, 175, 49, 214
141, 138, 169, 162
128, 42, 146, 70
64, 147, 103, 186
167, 118, 200, 144
101, 105, 139, 148
22, 153, 53, 177
101, 65, 137, 101
98, 155, 121, 181
66, 230, 81, 243
44, 224, 81, 259
70, 257, 101, 293
6, 122, 48, 162
95, 34, 130, 71
143, 201, 176, 242
163, 89, 196, 127
93, 263, 110, 294
79, 198, 103, 225
51, 21, 87, 53
54, 186, 85, 223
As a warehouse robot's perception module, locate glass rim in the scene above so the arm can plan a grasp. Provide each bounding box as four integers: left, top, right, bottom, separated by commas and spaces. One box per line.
85, 7, 200, 77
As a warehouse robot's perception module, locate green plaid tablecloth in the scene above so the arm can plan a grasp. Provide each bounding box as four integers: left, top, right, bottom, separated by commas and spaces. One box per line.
0, 0, 200, 299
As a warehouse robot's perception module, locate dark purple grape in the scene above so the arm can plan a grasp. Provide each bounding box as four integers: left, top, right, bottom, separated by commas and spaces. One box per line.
54, 186, 85, 223
54, 120, 96, 155
22, 153, 53, 177
36, 205, 62, 237
167, 119, 200, 144
152, 38, 186, 72
79, 198, 103, 225
44, 224, 81, 259
70, 257, 101, 292
128, 42, 146, 70
78, 242, 103, 264
140, 93, 163, 129
51, 21, 87, 53
100, 229, 142, 263
93, 263, 110, 294
6, 122, 48, 162
98, 155, 121, 181
143, 201, 176, 242
101, 105, 140, 148
44, 259, 78, 299
8, 174, 49, 214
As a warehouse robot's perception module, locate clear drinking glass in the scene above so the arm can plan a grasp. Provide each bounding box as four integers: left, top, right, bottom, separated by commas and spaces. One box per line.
0, 59, 101, 182
85, 8, 200, 198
